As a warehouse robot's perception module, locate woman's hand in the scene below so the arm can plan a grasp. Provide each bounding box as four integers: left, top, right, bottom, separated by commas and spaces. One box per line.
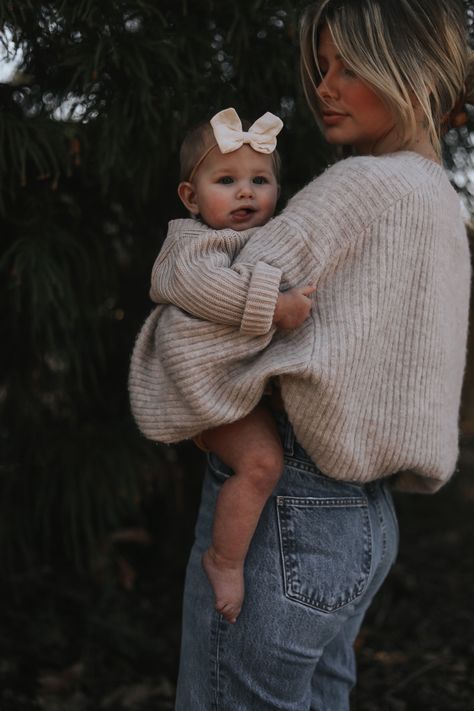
272, 285, 316, 330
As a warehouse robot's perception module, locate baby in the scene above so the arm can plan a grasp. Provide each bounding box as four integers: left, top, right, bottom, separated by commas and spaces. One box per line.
133, 109, 315, 623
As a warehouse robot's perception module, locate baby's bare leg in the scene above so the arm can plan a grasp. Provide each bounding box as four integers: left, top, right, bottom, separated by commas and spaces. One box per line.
200, 404, 284, 623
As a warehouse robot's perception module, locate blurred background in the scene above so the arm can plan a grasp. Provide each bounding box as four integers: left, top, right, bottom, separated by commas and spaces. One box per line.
0, 1, 473, 709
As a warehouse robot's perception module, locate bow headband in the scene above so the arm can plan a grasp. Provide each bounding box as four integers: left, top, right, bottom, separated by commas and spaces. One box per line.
188, 107, 284, 181
211, 107, 283, 154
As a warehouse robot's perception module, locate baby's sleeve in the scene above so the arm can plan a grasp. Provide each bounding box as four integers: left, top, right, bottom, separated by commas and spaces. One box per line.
149, 221, 282, 336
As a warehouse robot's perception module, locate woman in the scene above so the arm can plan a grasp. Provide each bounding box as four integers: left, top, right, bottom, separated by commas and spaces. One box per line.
173, 1, 472, 708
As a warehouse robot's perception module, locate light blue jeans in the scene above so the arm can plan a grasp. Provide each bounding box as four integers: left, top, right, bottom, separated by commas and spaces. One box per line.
175, 412, 399, 710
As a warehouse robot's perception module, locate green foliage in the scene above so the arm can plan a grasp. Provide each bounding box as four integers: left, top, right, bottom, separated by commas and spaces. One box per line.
0, 0, 330, 573
0, 0, 328, 203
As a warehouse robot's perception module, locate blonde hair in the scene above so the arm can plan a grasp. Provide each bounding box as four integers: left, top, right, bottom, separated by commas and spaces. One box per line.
179, 118, 282, 182
300, 0, 474, 155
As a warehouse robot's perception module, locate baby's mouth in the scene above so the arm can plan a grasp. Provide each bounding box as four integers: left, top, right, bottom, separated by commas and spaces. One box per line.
231, 208, 256, 219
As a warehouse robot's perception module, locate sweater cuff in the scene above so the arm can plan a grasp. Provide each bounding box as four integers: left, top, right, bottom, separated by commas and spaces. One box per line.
240, 261, 282, 335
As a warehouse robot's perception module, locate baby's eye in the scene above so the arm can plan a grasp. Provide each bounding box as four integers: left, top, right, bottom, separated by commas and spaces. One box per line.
253, 176, 268, 185
217, 176, 234, 184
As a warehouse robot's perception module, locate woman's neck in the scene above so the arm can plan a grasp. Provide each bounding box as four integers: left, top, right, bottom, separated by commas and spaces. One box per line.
358, 121, 441, 164
354, 132, 441, 163
401, 130, 441, 164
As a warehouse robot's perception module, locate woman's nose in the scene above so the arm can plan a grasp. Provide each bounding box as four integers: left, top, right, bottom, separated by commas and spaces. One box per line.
317, 74, 337, 100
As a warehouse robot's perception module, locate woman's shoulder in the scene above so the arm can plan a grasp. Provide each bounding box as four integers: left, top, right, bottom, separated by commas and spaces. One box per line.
308, 151, 443, 196
282, 151, 448, 240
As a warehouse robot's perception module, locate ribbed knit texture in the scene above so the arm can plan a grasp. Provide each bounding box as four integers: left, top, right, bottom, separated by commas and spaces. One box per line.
129, 152, 471, 493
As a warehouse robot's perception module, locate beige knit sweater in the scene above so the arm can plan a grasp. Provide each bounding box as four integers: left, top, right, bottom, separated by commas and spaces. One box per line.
129, 151, 470, 493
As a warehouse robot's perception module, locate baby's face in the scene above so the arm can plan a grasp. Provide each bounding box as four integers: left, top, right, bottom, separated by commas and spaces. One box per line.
188, 145, 279, 230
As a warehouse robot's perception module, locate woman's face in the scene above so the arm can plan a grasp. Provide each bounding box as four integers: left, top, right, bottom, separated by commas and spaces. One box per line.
316, 25, 397, 154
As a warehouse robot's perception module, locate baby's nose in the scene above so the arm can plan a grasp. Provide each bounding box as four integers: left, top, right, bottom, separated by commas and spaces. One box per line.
237, 181, 255, 197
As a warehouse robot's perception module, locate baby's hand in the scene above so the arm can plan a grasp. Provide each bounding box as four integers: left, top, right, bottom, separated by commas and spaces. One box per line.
272, 285, 316, 330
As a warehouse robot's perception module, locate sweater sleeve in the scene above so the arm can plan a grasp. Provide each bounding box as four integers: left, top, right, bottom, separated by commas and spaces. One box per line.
149, 220, 282, 336
150, 158, 421, 336
231, 156, 430, 288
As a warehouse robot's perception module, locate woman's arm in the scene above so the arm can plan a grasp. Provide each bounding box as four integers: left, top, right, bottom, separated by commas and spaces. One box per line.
151, 222, 316, 335
150, 160, 379, 336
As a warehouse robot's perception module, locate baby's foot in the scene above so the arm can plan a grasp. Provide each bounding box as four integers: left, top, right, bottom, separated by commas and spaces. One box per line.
202, 548, 244, 624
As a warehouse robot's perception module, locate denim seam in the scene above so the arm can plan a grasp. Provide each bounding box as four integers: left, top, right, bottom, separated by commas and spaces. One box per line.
208, 455, 229, 477
283, 423, 295, 455
381, 483, 400, 555
284, 456, 319, 474
210, 613, 225, 710
370, 484, 387, 561
277, 496, 367, 507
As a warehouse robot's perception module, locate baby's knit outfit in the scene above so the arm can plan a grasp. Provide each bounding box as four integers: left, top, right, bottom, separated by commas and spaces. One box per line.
129, 152, 470, 493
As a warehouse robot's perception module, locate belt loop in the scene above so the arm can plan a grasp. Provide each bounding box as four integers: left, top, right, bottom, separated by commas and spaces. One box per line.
283, 417, 295, 456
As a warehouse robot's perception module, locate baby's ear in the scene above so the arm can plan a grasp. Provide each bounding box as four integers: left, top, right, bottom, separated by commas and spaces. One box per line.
177, 181, 199, 215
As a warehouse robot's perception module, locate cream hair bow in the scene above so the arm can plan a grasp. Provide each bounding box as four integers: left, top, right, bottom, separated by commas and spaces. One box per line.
210, 107, 283, 155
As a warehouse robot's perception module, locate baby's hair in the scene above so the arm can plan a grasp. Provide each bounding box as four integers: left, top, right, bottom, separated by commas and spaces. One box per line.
179, 116, 282, 183
300, 0, 474, 154
179, 121, 215, 183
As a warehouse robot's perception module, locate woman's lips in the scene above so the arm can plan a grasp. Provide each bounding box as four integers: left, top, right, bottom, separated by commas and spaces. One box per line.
322, 112, 347, 125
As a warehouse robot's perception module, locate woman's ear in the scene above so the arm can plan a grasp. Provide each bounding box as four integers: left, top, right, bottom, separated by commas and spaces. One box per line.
177, 181, 200, 215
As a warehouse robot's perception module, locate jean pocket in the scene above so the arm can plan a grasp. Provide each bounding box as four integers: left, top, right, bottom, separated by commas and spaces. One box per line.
276, 495, 372, 612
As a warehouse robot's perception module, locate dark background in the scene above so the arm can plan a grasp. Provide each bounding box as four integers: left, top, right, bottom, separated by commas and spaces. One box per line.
0, 1, 473, 708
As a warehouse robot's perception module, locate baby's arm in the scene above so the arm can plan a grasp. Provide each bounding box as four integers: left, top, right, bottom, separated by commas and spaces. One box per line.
151, 222, 315, 335
150, 223, 282, 336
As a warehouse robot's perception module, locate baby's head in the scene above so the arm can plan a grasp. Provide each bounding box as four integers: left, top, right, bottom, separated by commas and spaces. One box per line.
178, 109, 282, 231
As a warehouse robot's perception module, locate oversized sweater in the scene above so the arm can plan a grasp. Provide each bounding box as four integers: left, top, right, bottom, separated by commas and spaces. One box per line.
129, 151, 470, 493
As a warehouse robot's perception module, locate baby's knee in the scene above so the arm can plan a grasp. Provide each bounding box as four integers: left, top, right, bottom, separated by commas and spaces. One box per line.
242, 446, 284, 492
